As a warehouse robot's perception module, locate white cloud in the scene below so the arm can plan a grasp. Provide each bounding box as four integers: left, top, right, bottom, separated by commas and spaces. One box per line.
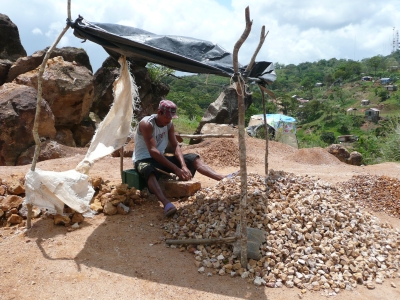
1, 0, 400, 72
32, 28, 43, 35
45, 21, 65, 38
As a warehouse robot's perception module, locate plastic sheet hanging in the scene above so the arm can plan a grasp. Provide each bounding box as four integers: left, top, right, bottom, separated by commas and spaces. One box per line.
24, 56, 139, 215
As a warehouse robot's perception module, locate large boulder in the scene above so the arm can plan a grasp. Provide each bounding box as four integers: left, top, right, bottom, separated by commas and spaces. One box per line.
91, 56, 169, 120
16, 140, 63, 166
6, 47, 92, 83
0, 83, 56, 166
347, 151, 362, 166
71, 119, 96, 147
13, 56, 94, 127
54, 127, 76, 147
326, 144, 350, 163
0, 14, 27, 61
0, 59, 13, 86
326, 144, 362, 165
190, 84, 252, 144
91, 57, 120, 119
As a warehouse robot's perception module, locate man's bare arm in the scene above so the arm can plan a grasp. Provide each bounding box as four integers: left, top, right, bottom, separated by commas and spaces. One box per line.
168, 123, 192, 180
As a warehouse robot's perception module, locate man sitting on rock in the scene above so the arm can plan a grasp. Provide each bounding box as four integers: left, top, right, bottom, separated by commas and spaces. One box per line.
132, 100, 237, 217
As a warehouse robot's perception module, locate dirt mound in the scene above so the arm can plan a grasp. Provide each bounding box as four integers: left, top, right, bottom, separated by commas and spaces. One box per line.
284, 147, 343, 165
182, 138, 261, 167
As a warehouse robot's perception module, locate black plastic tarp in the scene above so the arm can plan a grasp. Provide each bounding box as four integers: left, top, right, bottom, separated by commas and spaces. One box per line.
71, 16, 276, 83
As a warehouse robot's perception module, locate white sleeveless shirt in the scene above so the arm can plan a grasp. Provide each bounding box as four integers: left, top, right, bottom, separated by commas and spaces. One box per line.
132, 114, 172, 162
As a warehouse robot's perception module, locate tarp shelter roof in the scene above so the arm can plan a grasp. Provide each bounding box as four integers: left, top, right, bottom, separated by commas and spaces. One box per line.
71, 16, 276, 83
251, 114, 296, 123
248, 114, 296, 130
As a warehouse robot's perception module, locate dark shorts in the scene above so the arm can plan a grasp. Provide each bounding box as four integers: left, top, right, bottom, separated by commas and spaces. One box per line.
134, 153, 199, 182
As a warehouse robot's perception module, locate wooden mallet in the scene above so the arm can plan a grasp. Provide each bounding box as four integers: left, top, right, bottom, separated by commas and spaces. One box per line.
155, 168, 179, 180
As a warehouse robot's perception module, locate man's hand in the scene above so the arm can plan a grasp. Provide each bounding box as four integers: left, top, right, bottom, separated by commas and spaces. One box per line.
175, 166, 192, 181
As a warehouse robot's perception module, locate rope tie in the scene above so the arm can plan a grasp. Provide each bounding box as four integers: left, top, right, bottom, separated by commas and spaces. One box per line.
230, 72, 246, 97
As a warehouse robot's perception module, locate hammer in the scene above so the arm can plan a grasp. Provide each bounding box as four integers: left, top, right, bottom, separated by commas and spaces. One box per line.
155, 168, 179, 180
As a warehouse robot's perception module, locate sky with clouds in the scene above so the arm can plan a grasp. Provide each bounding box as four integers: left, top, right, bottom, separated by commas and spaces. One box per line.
1, 0, 400, 73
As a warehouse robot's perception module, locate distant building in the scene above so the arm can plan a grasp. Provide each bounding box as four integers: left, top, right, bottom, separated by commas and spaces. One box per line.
297, 98, 309, 104
385, 85, 398, 91
346, 108, 357, 115
361, 76, 373, 81
380, 78, 391, 84
365, 108, 380, 123
338, 135, 358, 142
361, 99, 370, 106
315, 82, 324, 87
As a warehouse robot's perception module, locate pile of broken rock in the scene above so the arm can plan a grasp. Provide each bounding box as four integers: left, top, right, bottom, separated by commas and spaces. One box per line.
0, 175, 148, 229
162, 171, 400, 292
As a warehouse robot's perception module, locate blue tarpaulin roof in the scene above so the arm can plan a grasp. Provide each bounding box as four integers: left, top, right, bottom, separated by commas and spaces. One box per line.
253, 114, 296, 123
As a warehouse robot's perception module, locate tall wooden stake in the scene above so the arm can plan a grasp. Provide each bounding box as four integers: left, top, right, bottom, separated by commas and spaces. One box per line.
27, 0, 72, 229
233, 6, 252, 268
120, 147, 124, 180
245, 25, 269, 176
260, 88, 269, 175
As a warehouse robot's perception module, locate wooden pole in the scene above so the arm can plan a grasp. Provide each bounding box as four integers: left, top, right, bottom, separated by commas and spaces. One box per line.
27, 0, 72, 229
166, 236, 236, 245
120, 146, 124, 180
258, 85, 276, 174
232, 6, 252, 268
179, 134, 234, 138
260, 87, 269, 176
245, 24, 269, 175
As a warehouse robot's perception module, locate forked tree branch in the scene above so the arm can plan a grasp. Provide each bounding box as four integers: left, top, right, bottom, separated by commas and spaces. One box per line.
232, 6, 253, 268
245, 26, 269, 73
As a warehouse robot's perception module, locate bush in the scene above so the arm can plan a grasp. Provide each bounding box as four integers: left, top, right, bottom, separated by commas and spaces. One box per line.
338, 124, 350, 135
320, 132, 335, 144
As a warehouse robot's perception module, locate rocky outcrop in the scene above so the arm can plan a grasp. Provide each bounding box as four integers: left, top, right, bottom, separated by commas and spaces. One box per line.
54, 127, 76, 147
16, 140, 63, 166
14, 56, 94, 127
326, 144, 362, 166
6, 47, 92, 83
190, 85, 252, 144
348, 151, 362, 166
0, 83, 56, 166
92, 56, 169, 120
71, 119, 96, 147
0, 59, 13, 85
91, 57, 120, 119
0, 14, 169, 165
326, 144, 350, 163
0, 14, 26, 61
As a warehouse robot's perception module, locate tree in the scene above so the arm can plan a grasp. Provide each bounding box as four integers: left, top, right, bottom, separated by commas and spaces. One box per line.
278, 94, 296, 115
334, 69, 347, 81
324, 100, 337, 121
367, 55, 383, 76
300, 77, 314, 98
323, 73, 334, 86
386, 57, 399, 72
146, 63, 174, 83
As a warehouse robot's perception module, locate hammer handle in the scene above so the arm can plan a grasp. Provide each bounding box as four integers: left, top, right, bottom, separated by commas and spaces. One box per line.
155, 167, 177, 179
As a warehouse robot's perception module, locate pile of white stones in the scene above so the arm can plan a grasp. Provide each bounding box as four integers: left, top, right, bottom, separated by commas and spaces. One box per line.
163, 170, 400, 292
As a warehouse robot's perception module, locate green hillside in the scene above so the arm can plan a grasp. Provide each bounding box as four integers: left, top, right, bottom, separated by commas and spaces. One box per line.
153, 51, 400, 165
